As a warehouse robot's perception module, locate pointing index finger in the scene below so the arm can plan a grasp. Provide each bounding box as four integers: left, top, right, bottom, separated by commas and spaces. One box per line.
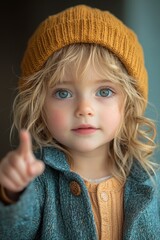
18, 129, 33, 156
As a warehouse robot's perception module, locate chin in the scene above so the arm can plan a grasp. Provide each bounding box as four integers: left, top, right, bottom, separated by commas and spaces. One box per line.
69, 144, 104, 153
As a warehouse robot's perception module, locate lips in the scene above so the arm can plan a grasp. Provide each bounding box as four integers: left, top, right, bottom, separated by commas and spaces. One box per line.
72, 124, 98, 134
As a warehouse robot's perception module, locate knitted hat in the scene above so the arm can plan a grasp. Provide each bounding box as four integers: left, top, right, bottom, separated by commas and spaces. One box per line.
20, 4, 148, 100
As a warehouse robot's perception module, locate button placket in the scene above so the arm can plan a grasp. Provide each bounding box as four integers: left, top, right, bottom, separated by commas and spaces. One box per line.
97, 184, 111, 239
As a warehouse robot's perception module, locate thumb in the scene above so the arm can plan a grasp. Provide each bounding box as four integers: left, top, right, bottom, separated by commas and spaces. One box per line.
28, 160, 45, 178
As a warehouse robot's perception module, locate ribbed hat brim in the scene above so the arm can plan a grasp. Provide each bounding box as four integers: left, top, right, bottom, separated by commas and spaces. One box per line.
20, 5, 148, 99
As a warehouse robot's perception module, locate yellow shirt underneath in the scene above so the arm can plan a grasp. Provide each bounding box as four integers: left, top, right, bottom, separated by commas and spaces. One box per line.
84, 177, 124, 240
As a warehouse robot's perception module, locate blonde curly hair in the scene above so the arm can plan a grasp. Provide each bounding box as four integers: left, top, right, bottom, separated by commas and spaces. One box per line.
12, 44, 157, 182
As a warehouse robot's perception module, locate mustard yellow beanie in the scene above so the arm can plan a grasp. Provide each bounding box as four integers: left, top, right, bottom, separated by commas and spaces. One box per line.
20, 4, 148, 100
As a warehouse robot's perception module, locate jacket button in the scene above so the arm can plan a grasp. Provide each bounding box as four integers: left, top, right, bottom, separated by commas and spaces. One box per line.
69, 181, 81, 196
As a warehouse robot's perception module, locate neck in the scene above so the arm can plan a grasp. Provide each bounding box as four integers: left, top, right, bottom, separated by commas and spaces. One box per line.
70, 147, 111, 179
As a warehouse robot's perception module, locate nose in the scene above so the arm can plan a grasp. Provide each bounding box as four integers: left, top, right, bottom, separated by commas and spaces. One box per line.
75, 100, 94, 117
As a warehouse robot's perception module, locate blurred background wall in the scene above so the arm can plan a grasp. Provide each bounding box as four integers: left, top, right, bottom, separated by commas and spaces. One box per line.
123, 0, 160, 161
0, 0, 159, 161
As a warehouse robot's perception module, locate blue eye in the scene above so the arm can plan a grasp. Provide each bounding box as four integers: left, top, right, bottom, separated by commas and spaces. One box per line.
55, 89, 72, 99
96, 88, 113, 97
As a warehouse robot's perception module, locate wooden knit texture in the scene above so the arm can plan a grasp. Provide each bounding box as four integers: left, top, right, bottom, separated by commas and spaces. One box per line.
85, 178, 124, 240
20, 5, 148, 100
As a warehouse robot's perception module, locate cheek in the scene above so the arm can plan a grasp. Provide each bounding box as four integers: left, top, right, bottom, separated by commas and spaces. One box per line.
101, 107, 122, 128
47, 109, 67, 131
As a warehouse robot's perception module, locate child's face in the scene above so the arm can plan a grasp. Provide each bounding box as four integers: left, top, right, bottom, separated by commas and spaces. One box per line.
44, 64, 124, 154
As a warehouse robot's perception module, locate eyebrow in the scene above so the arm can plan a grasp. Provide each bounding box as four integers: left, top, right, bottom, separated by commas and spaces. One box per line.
94, 79, 112, 84
57, 79, 113, 85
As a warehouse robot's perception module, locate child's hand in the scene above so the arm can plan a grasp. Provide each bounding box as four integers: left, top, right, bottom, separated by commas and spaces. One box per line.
0, 130, 45, 193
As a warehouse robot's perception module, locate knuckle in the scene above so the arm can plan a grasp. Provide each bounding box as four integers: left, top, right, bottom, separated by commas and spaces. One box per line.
8, 154, 21, 168
5, 151, 16, 161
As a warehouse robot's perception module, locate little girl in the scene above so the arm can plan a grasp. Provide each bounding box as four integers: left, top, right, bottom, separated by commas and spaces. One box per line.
0, 4, 159, 240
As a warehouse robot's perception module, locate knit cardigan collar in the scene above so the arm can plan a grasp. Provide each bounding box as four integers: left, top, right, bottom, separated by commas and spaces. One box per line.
40, 146, 151, 182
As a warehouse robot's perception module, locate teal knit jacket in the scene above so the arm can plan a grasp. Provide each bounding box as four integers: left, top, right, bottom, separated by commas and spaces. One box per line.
0, 147, 160, 239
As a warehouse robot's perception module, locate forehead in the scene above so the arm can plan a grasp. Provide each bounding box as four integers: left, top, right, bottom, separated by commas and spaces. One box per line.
60, 62, 103, 83
47, 44, 126, 89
